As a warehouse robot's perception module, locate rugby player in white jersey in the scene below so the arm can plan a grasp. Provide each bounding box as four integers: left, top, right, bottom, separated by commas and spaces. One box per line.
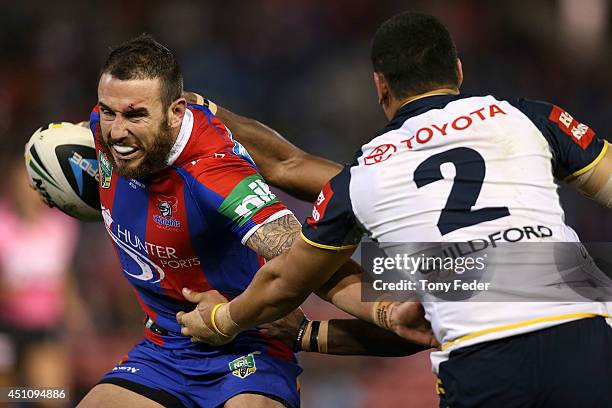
179, 12, 611, 407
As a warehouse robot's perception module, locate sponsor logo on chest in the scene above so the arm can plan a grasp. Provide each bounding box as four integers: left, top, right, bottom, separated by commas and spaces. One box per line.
102, 207, 200, 284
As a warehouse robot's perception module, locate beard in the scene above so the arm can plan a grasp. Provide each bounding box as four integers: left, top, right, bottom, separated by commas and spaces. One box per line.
99, 121, 175, 180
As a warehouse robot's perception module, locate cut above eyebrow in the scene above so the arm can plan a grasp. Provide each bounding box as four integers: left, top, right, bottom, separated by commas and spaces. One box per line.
98, 102, 149, 116
125, 107, 149, 116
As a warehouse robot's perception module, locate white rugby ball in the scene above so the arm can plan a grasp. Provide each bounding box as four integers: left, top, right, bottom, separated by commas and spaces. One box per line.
25, 122, 102, 221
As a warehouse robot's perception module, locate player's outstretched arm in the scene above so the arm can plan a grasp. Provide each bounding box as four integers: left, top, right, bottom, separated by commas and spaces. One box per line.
318, 318, 431, 355
184, 91, 342, 202
258, 308, 431, 356
230, 239, 356, 326
218, 107, 342, 201
177, 238, 356, 342
303, 318, 430, 356
177, 237, 436, 347
221, 204, 437, 350
313, 260, 438, 348
568, 141, 612, 207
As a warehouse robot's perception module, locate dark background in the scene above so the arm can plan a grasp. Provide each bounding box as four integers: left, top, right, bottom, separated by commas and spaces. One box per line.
0, 1, 610, 406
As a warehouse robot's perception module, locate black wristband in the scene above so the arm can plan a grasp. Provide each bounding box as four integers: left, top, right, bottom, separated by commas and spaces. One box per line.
294, 317, 310, 352
310, 320, 321, 353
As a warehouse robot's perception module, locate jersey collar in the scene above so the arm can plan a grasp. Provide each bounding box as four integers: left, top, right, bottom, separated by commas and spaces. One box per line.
397, 88, 460, 109
376, 93, 472, 137
166, 108, 194, 166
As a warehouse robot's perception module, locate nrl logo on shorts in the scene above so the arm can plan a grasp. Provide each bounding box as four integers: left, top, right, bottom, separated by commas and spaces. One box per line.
228, 353, 257, 379
99, 151, 112, 189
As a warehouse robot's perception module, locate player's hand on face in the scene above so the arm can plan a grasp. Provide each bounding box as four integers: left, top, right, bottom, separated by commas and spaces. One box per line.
257, 308, 306, 349
176, 288, 234, 345
390, 302, 440, 348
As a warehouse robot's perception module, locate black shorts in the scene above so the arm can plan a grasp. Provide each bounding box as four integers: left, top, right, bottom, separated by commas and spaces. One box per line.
437, 317, 612, 408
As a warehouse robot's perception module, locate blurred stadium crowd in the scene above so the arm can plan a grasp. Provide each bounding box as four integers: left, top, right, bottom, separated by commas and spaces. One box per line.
0, 1, 610, 406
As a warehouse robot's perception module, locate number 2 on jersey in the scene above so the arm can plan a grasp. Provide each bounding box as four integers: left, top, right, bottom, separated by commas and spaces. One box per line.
414, 147, 510, 235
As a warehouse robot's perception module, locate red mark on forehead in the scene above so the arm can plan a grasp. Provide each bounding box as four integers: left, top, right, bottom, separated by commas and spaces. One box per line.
126, 102, 147, 111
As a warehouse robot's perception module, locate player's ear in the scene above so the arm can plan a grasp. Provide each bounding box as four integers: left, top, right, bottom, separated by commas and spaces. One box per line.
373, 72, 390, 107
168, 98, 186, 128
456, 58, 463, 89
374, 72, 395, 120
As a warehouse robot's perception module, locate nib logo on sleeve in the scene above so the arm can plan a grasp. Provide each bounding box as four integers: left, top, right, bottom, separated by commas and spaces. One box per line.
218, 175, 278, 225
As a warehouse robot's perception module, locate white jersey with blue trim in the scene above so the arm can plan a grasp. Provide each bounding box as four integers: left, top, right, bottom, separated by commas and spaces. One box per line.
339, 94, 609, 372
351, 94, 597, 242
349, 96, 608, 368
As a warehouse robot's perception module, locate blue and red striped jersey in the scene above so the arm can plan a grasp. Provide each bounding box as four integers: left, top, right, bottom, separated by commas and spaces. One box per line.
90, 104, 293, 356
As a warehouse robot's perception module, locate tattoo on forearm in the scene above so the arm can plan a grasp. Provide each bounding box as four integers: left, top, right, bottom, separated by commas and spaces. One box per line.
247, 215, 301, 260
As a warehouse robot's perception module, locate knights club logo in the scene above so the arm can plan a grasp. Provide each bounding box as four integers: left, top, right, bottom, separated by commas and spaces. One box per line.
158, 195, 176, 217
153, 195, 181, 229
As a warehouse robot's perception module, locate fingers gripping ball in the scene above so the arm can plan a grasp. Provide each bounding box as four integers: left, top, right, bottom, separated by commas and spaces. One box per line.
25, 122, 102, 221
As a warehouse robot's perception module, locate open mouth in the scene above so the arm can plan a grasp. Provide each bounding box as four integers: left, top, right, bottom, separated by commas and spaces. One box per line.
111, 144, 141, 160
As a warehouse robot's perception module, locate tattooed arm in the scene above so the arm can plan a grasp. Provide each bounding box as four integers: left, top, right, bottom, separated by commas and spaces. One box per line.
245, 215, 301, 260
243, 215, 378, 325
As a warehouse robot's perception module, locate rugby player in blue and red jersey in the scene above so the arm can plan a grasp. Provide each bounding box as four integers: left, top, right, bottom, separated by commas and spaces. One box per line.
76, 34, 308, 408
